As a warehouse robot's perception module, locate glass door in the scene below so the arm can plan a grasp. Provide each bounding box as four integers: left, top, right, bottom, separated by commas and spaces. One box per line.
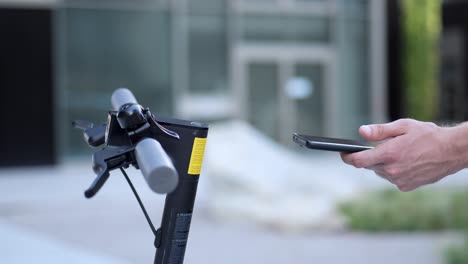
289, 63, 325, 138
234, 44, 336, 144
247, 62, 281, 140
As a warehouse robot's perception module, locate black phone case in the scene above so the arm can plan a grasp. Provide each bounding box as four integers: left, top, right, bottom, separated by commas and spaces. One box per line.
293, 133, 373, 153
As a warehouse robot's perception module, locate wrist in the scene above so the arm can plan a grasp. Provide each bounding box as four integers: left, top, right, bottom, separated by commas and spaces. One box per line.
444, 123, 468, 170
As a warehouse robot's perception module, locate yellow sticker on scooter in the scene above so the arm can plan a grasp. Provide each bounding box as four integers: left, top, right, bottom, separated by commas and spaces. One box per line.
188, 137, 207, 175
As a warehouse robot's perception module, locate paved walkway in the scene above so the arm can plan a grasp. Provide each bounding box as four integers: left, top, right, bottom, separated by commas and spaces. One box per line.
0, 161, 465, 263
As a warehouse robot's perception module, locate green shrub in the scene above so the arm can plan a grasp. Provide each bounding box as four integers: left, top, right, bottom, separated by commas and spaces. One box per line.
339, 189, 468, 231
446, 239, 468, 264
340, 189, 468, 264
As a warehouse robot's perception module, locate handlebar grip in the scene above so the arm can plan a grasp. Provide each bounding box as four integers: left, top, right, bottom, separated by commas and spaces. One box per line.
135, 138, 179, 194
111, 88, 138, 111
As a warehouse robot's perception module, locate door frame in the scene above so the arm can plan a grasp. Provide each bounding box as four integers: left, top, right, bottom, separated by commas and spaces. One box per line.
231, 43, 337, 142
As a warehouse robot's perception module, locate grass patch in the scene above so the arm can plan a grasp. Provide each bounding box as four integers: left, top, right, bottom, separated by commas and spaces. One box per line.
446, 239, 468, 264
340, 189, 468, 264
339, 189, 468, 231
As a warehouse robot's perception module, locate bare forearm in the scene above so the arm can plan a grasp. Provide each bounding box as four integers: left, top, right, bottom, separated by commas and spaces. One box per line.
446, 122, 468, 169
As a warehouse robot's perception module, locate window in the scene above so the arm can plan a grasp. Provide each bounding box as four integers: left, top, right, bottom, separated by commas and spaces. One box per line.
59, 8, 172, 154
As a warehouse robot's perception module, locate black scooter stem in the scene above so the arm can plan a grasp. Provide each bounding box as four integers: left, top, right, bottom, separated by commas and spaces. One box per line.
153, 117, 208, 264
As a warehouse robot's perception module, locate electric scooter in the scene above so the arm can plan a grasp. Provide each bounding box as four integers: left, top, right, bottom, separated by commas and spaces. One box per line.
73, 88, 208, 264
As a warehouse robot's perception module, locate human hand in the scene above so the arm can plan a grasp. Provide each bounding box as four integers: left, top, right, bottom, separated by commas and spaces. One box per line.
341, 119, 467, 191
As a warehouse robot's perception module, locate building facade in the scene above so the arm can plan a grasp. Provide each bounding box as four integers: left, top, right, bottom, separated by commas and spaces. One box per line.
56, 0, 387, 155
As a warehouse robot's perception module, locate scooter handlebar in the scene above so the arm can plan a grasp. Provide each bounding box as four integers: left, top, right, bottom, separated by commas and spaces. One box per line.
111, 87, 138, 111
135, 138, 179, 194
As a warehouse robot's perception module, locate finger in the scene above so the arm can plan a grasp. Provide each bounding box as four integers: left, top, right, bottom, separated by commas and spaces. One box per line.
366, 165, 385, 171
398, 175, 437, 192
374, 171, 385, 178
340, 153, 352, 165
374, 171, 395, 183
359, 119, 410, 142
366, 165, 390, 179
372, 169, 403, 187
341, 148, 386, 168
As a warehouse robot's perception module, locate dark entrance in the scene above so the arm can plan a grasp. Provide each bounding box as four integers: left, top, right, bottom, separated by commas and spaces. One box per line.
0, 7, 56, 166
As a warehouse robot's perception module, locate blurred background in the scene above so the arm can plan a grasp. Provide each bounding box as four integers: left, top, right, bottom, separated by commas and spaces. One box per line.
1, 0, 468, 263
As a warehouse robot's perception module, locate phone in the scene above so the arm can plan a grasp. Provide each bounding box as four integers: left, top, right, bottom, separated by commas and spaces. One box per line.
292, 133, 373, 153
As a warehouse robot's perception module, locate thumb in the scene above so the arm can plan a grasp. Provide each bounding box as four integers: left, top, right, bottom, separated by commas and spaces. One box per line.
359, 120, 408, 141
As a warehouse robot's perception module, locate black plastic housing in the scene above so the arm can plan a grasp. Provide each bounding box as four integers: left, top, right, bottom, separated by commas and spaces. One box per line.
153, 117, 208, 264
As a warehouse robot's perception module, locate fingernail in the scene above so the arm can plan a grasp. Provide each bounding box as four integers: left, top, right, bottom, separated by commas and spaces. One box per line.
360, 125, 372, 135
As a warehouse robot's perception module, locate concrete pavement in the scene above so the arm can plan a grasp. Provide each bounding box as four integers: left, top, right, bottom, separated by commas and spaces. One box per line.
0, 161, 464, 263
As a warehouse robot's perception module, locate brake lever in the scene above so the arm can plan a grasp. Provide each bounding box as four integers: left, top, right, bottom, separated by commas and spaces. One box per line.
72, 120, 107, 147
85, 146, 135, 198
85, 166, 110, 198
146, 111, 180, 140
